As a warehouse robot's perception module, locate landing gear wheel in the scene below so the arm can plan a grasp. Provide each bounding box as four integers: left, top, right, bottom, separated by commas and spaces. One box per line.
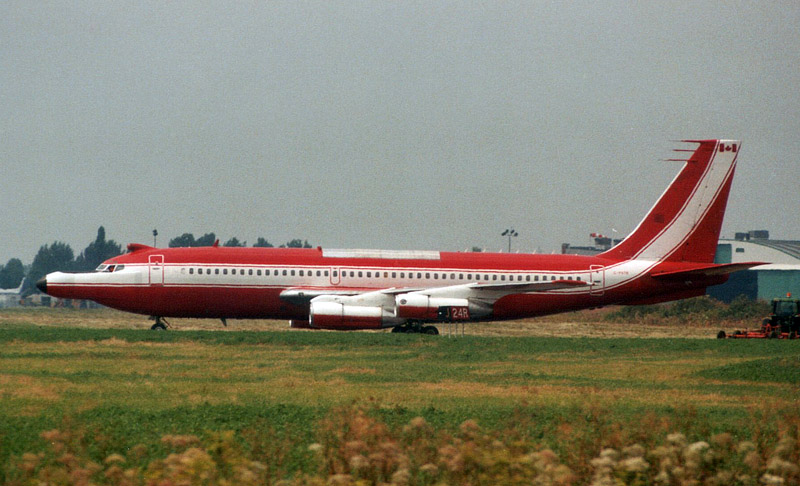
717, 330, 726, 339
422, 326, 439, 335
150, 317, 169, 330
391, 326, 406, 333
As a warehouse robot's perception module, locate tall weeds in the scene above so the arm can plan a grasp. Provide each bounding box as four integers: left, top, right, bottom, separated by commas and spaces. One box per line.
6, 404, 799, 485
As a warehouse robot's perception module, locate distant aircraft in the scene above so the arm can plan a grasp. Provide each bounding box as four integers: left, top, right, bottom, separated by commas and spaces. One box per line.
0, 278, 25, 296
38, 140, 761, 332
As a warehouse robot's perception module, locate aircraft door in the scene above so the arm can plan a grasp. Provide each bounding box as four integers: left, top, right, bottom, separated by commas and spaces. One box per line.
590, 265, 604, 296
330, 267, 341, 286
149, 255, 164, 285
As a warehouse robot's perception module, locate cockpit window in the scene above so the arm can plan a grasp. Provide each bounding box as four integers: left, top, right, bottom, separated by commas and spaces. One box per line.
93, 264, 124, 273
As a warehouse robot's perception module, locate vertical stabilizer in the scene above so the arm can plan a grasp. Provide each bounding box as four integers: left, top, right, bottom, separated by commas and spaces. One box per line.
600, 140, 739, 264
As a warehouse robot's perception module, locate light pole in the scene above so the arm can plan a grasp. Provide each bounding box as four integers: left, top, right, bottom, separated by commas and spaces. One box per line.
501, 228, 518, 252
153, 229, 158, 247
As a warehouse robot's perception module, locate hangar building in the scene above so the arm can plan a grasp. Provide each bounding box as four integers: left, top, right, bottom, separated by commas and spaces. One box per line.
709, 231, 800, 302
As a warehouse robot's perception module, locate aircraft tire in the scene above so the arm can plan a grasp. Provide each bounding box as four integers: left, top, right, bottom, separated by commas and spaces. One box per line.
422, 326, 439, 335
717, 330, 726, 339
151, 322, 167, 331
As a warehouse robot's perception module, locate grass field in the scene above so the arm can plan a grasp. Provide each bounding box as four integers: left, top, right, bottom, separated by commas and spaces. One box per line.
1, 307, 798, 484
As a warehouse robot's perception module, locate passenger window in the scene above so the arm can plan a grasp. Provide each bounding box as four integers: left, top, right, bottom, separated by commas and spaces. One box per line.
223, 269, 228, 275
501, 275, 506, 281
577, 276, 581, 281
367, 271, 371, 278
299, 270, 304, 276
425, 273, 430, 279
392, 272, 397, 278
265, 270, 270, 276
332, 271, 338, 277
551, 276, 556, 281
189, 268, 194, 275
257, 270, 262, 276
417, 273, 422, 279
350, 271, 355, 277
291, 270, 296, 276
400, 272, 404, 278
467, 274, 472, 280
493, 275, 498, 281
249, 269, 253, 275
358, 271, 363, 278
283, 270, 287, 276
434, 273, 438, 279
324, 271, 329, 277
526, 275, 530, 282
534, 275, 539, 281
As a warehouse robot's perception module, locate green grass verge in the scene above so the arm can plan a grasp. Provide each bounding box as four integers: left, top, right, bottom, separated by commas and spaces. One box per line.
1, 324, 798, 483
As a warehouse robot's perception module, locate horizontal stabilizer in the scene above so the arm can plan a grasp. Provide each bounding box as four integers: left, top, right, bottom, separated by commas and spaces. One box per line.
650, 262, 764, 280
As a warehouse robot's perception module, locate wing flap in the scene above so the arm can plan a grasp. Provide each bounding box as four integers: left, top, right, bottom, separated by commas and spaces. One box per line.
467, 279, 587, 293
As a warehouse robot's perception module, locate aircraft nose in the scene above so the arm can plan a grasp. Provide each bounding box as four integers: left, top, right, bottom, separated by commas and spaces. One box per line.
36, 277, 47, 293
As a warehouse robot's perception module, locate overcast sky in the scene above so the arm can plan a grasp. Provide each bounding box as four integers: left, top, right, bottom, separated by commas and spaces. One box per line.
2, 2, 799, 265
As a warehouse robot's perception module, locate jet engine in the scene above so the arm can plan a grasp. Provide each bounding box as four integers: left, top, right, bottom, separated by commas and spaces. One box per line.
309, 292, 402, 330
394, 293, 491, 321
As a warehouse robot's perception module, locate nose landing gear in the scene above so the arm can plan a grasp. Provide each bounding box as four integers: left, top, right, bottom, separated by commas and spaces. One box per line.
150, 316, 170, 330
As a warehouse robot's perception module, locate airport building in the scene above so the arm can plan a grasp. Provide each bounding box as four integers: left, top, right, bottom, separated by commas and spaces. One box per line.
709, 231, 800, 302
562, 230, 800, 302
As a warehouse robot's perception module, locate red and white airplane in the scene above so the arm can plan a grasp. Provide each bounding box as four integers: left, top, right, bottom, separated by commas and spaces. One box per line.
38, 140, 760, 332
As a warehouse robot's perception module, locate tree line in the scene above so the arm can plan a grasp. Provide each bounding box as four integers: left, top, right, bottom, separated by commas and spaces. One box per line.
0, 227, 313, 294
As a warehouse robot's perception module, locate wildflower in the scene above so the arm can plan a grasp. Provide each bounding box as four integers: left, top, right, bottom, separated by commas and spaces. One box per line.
686, 441, 709, 455
459, 419, 481, 437
760, 473, 785, 486
420, 463, 438, 475
104, 453, 126, 464
308, 443, 323, 453
773, 436, 796, 459
622, 443, 645, 458
348, 454, 368, 472
621, 456, 649, 474
327, 473, 354, 485
667, 433, 686, 447
766, 457, 799, 476
390, 468, 410, 486
737, 441, 757, 454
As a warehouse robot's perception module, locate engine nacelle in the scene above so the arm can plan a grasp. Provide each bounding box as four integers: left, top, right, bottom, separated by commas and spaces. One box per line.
309, 301, 401, 330
289, 319, 313, 329
395, 293, 491, 321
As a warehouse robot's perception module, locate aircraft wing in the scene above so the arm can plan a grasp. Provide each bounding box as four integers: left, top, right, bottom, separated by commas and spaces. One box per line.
282, 279, 586, 306
298, 279, 589, 329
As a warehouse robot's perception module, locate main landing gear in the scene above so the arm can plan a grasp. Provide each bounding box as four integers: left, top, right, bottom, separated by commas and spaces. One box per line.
150, 316, 170, 330
391, 321, 439, 335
